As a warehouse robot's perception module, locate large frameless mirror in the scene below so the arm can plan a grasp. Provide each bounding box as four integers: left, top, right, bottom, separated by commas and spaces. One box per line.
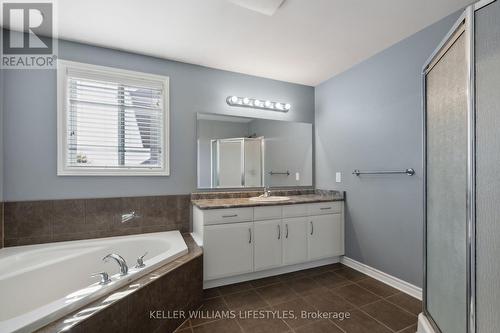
197, 113, 313, 189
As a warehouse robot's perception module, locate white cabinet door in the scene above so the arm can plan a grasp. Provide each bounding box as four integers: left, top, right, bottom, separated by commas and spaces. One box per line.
282, 217, 308, 265
204, 222, 254, 280
307, 214, 343, 260
254, 219, 282, 271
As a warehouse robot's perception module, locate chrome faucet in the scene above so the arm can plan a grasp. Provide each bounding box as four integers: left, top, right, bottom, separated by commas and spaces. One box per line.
103, 253, 128, 276
262, 186, 272, 197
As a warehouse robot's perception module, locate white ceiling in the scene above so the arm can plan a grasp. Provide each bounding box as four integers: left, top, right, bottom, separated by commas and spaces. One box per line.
54, 0, 472, 86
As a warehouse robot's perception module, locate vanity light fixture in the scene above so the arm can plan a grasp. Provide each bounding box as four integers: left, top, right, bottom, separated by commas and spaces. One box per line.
226, 96, 291, 112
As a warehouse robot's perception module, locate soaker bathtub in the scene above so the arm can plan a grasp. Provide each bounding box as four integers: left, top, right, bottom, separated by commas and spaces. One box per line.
0, 231, 188, 333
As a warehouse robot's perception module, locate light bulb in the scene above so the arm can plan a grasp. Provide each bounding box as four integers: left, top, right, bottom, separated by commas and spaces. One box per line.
275, 103, 283, 110
230, 96, 238, 104
284, 103, 291, 110
243, 97, 250, 105
254, 100, 262, 107
264, 100, 272, 108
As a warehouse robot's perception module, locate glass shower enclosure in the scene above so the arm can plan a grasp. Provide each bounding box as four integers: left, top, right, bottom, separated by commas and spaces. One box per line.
422, 0, 500, 332
423, 19, 469, 333
210, 137, 264, 188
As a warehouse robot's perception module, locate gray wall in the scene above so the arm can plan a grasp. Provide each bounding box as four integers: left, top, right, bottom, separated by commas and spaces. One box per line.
3, 40, 314, 201
315, 13, 460, 287
249, 119, 313, 187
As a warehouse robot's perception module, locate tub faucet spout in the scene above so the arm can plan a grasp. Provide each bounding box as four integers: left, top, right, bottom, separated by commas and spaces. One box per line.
103, 253, 128, 276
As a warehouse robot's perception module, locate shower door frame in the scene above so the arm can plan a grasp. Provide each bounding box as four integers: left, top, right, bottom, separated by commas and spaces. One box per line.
210, 137, 265, 188
421, 3, 478, 333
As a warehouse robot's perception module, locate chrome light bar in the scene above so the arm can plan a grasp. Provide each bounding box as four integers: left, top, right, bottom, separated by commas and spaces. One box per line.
226, 96, 290, 112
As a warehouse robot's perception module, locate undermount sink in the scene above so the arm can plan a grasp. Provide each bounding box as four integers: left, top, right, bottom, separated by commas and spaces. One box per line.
249, 196, 291, 202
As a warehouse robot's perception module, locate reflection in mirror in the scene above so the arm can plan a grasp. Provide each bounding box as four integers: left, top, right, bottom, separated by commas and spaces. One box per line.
197, 113, 313, 189
210, 137, 263, 187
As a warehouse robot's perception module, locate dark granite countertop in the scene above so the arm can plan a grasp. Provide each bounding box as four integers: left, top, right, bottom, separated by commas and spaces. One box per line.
191, 192, 344, 210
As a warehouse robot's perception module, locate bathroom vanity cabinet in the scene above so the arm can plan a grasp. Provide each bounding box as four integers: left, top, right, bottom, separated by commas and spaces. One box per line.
192, 201, 344, 286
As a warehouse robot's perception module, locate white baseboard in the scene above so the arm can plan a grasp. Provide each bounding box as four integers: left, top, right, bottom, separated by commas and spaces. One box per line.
417, 313, 436, 333
340, 256, 422, 300
204, 257, 340, 289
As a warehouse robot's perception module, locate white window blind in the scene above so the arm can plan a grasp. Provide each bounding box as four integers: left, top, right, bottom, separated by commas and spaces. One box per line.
58, 61, 169, 176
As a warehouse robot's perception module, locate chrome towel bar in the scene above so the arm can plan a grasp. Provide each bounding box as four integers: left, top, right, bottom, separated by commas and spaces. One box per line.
269, 170, 290, 176
352, 168, 415, 176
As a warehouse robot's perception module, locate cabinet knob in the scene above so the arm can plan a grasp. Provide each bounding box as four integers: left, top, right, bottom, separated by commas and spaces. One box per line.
249, 228, 252, 243
310, 221, 314, 235
285, 224, 289, 238
277, 224, 281, 239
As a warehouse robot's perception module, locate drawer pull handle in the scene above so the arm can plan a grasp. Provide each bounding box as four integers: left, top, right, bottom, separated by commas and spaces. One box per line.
310, 221, 314, 235
249, 228, 252, 243
277, 224, 281, 239
320, 207, 332, 210
285, 224, 289, 239
222, 214, 238, 218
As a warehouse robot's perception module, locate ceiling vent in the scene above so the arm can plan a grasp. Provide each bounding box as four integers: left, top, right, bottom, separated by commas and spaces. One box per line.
227, 0, 286, 16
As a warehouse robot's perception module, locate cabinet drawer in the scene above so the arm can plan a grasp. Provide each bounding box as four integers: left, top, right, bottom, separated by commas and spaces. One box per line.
203, 207, 253, 225
282, 204, 308, 218
308, 202, 342, 215
254, 206, 282, 220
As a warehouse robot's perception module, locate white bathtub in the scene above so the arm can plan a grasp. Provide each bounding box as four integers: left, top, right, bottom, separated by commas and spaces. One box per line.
0, 231, 188, 333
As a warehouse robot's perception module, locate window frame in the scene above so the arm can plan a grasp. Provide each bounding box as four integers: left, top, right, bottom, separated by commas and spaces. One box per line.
57, 60, 170, 176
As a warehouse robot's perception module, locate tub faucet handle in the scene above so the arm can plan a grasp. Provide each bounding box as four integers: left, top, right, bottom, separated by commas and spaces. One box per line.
135, 252, 148, 269
91, 272, 111, 285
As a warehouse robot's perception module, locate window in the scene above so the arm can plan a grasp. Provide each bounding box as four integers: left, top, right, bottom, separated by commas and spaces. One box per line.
57, 60, 169, 176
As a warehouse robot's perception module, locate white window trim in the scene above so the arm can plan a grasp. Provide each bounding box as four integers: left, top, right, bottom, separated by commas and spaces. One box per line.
57, 60, 170, 176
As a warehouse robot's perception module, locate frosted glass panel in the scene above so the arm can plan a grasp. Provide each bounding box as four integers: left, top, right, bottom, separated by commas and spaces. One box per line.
475, 1, 500, 332
425, 29, 467, 333
244, 140, 263, 187
218, 140, 243, 187
209, 137, 264, 188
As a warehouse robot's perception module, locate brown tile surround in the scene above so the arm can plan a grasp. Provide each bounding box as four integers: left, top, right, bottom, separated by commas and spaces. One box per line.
37, 234, 203, 333
177, 264, 421, 333
2, 194, 191, 247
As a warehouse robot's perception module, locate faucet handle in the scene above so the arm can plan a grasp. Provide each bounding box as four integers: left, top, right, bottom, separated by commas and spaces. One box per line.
135, 251, 148, 268
121, 211, 141, 223
91, 272, 111, 285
